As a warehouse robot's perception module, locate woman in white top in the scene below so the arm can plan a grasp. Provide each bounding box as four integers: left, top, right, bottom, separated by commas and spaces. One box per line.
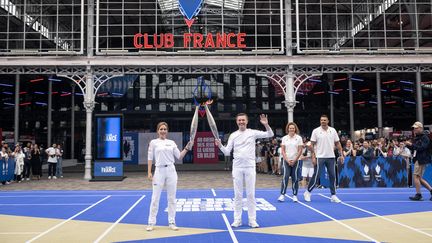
278, 122, 303, 203
1, 147, 9, 176
12, 145, 25, 182
146, 122, 192, 232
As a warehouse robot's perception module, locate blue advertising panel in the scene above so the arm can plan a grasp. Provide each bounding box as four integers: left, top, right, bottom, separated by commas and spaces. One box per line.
95, 115, 123, 160
0, 158, 15, 182
424, 163, 432, 185
94, 161, 123, 177
338, 156, 408, 188
123, 132, 138, 164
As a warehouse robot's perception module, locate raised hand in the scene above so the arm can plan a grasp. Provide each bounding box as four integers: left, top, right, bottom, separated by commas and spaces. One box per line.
259, 114, 268, 126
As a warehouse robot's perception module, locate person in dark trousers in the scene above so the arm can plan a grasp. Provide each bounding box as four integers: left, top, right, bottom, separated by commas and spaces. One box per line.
23, 143, 32, 180
31, 144, 42, 180
278, 122, 303, 202
303, 115, 344, 203
406, 121, 432, 201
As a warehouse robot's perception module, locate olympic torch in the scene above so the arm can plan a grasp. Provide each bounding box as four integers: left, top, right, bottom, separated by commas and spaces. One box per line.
205, 104, 219, 139
187, 106, 199, 150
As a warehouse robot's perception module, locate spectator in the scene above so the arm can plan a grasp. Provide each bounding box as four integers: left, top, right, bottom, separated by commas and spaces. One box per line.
343, 139, 357, 157
12, 145, 24, 183
361, 141, 374, 161
271, 138, 280, 175
300, 140, 314, 187
1, 146, 8, 176
406, 122, 432, 201
46, 144, 58, 179
56, 144, 64, 178
31, 144, 42, 180
375, 140, 387, 157
23, 142, 32, 181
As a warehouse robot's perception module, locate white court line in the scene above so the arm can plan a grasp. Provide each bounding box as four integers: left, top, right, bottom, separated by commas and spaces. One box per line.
94, 195, 146, 243
252, 188, 413, 192
332, 192, 415, 195
319, 194, 432, 238
1, 190, 150, 194
0, 195, 143, 198
221, 213, 238, 243
343, 201, 431, 203
285, 195, 380, 243
25, 195, 111, 243
0, 203, 92, 206
211, 189, 217, 197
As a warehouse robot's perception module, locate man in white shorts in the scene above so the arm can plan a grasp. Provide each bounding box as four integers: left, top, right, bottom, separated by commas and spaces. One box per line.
301, 140, 314, 187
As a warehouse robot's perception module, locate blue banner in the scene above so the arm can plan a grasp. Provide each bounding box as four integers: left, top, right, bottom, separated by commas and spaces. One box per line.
94, 161, 123, 177
123, 132, 138, 164
423, 163, 432, 185
0, 158, 14, 182
96, 116, 122, 160
337, 156, 408, 188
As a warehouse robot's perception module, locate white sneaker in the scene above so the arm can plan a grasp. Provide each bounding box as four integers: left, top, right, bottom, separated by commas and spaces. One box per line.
292, 195, 298, 202
48, 176, 51, 180
26, 178, 30, 181
248, 221, 259, 228
146, 224, 154, 231
277, 194, 285, 202
331, 195, 341, 203
53, 176, 57, 179
231, 220, 242, 227
304, 191, 311, 202
169, 223, 179, 231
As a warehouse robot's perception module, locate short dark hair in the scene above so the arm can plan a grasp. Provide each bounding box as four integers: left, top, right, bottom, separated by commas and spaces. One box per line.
320, 114, 329, 119
236, 113, 248, 120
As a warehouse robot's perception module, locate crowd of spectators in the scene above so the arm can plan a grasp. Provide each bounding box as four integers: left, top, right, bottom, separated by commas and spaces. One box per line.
1, 141, 63, 186
243, 133, 421, 189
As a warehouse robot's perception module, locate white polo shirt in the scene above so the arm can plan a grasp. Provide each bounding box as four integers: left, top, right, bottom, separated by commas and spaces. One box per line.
46, 147, 57, 163
310, 126, 340, 158
220, 128, 274, 168
281, 134, 303, 160
148, 138, 181, 166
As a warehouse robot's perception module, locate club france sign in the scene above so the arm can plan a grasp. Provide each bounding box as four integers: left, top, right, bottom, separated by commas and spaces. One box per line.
133, 0, 247, 50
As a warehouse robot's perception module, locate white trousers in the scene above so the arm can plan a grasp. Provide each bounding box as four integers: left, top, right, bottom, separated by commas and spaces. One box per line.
148, 165, 177, 225
232, 167, 256, 223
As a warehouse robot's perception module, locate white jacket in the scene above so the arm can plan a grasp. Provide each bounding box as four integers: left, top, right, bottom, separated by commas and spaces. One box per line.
13, 151, 25, 175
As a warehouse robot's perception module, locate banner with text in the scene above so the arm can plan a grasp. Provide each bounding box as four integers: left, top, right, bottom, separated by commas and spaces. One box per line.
123, 132, 139, 164
194, 132, 218, 164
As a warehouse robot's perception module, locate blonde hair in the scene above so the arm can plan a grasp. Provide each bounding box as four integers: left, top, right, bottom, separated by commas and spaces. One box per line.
156, 122, 168, 131
285, 122, 300, 134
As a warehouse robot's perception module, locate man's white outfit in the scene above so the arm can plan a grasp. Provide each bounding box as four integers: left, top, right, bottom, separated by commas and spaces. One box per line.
147, 138, 181, 226
219, 128, 274, 226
